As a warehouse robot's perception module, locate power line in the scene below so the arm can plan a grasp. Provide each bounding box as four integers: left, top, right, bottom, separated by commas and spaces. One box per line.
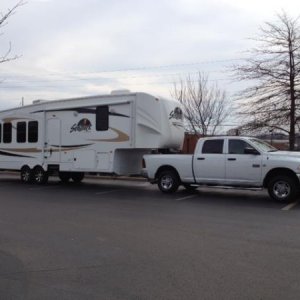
1, 71, 231, 84
0, 57, 242, 94
44, 58, 244, 75
0, 58, 240, 85
0, 77, 235, 89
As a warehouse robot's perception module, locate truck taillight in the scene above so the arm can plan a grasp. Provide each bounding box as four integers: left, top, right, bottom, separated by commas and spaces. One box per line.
142, 159, 146, 168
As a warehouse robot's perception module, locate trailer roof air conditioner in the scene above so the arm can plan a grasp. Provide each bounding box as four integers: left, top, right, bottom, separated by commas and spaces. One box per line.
110, 89, 131, 95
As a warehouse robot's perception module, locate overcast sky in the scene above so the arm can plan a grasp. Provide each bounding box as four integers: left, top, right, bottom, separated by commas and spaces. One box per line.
0, 0, 299, 117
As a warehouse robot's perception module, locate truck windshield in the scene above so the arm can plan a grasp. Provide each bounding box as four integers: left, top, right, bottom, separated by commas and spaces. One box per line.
249, 138, 278, 152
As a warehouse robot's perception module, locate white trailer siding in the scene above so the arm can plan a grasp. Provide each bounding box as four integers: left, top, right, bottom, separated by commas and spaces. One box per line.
44, 101, 133, 173
135, 94, 183, 149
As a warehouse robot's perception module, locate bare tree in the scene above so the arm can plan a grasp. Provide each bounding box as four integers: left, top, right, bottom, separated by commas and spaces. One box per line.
234, 12, 300, 150
0, 1, 25, 64
172, 72, 229, 136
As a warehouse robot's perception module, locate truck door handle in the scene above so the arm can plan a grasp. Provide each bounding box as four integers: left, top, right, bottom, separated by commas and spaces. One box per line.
227, 158, 236, 161
197, 157, 205, 160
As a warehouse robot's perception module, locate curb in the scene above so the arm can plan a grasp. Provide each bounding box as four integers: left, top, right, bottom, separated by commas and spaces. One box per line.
0, 171, 147, 182
86, 174, 147, 182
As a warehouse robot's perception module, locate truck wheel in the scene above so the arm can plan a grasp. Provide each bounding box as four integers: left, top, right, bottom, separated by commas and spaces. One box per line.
268, 175, 298, 202
33, 166, 49, 184
71, 172, 85, 183
59, 172, 71, 183
158, 170, 180, 193
20, 166, 33, 183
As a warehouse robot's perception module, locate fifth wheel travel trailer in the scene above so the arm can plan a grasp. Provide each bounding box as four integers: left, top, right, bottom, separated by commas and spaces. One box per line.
0, 90, 184, 184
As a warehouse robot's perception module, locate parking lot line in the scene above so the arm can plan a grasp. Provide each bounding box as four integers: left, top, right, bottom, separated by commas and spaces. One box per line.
95, 189, 123, 195
281, 201, 299, 211
176, 195, 198, 201
0, 183, 14, 188
28, 186, 59, 191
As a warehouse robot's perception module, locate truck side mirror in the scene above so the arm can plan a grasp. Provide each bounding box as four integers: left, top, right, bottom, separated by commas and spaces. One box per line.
244, 147, 260, 155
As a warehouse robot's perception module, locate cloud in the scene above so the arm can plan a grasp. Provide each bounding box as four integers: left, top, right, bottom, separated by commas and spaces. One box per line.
1, 0, 299, 111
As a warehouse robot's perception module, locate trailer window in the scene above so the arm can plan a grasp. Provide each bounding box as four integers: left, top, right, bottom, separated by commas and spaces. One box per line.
28, 121, 38, 143
17, 122, 26, 143
3, 123, 12, 143
96, 106, 109, 131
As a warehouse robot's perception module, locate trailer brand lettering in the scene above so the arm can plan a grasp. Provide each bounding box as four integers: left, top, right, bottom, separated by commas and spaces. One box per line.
70, 118, 92, 133
169, 107, 183, 120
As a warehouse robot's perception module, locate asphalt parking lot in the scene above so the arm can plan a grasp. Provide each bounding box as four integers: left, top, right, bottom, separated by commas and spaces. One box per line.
1, 172, 300, 300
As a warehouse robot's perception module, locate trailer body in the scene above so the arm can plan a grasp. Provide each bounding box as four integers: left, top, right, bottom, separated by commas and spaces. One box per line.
0, 91, 184, 182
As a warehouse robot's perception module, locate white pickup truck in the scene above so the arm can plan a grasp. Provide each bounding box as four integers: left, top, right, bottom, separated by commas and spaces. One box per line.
143, 136, 300, 202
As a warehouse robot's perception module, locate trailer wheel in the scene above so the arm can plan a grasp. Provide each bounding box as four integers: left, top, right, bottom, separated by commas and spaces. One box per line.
20, 166, 33, 183
71, 172, 85, 183
157, 170, 180, 193
267, 175, 298, 202
59, 172, 71, 183
33, 166, 49, 184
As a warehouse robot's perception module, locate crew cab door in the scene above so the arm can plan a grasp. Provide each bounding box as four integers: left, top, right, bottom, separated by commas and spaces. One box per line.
225, 139, 262, 186
193, 139, 226, 184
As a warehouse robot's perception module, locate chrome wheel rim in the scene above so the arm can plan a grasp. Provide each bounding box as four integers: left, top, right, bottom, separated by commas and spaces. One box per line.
273, 181, 290, 199
161, 175, 173, 190
35, 170, 44, 183
22, 170, 31, 182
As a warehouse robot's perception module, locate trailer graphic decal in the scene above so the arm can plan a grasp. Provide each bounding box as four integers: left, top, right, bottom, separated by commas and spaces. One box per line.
0, 148, 41, 153
88, 128, 129, 142
0, 150, 34, 158
169, 107, 183, 120
48, 144, 94, 151
70, 118, 92, 133
1, 117, 34, 123
52, 144, 93, 148
33, 108, 130, 118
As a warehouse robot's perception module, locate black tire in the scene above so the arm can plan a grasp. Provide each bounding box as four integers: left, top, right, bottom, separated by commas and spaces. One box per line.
183, 183, 198, 191
157, 170, 180, 193
267, 175, 298, 202
71, 172, 85, 183
20, 166, 33, 183
59, 172, 71, 183
33, 166, 49, 184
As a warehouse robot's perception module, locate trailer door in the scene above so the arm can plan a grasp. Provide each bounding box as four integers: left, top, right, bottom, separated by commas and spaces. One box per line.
46, 118, 61, 163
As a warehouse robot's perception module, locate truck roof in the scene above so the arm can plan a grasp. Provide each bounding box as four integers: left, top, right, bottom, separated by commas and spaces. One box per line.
200, 136, 254, 140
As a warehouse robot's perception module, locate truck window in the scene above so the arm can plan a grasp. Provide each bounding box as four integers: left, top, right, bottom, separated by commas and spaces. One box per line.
202, 139, 224, 154
28, 121, 38, 143
3, 123, 12, 143
17, 122, 26, 143
229, 140, 255, 154
0, 123, 1, 143
96, 106, 109, 131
